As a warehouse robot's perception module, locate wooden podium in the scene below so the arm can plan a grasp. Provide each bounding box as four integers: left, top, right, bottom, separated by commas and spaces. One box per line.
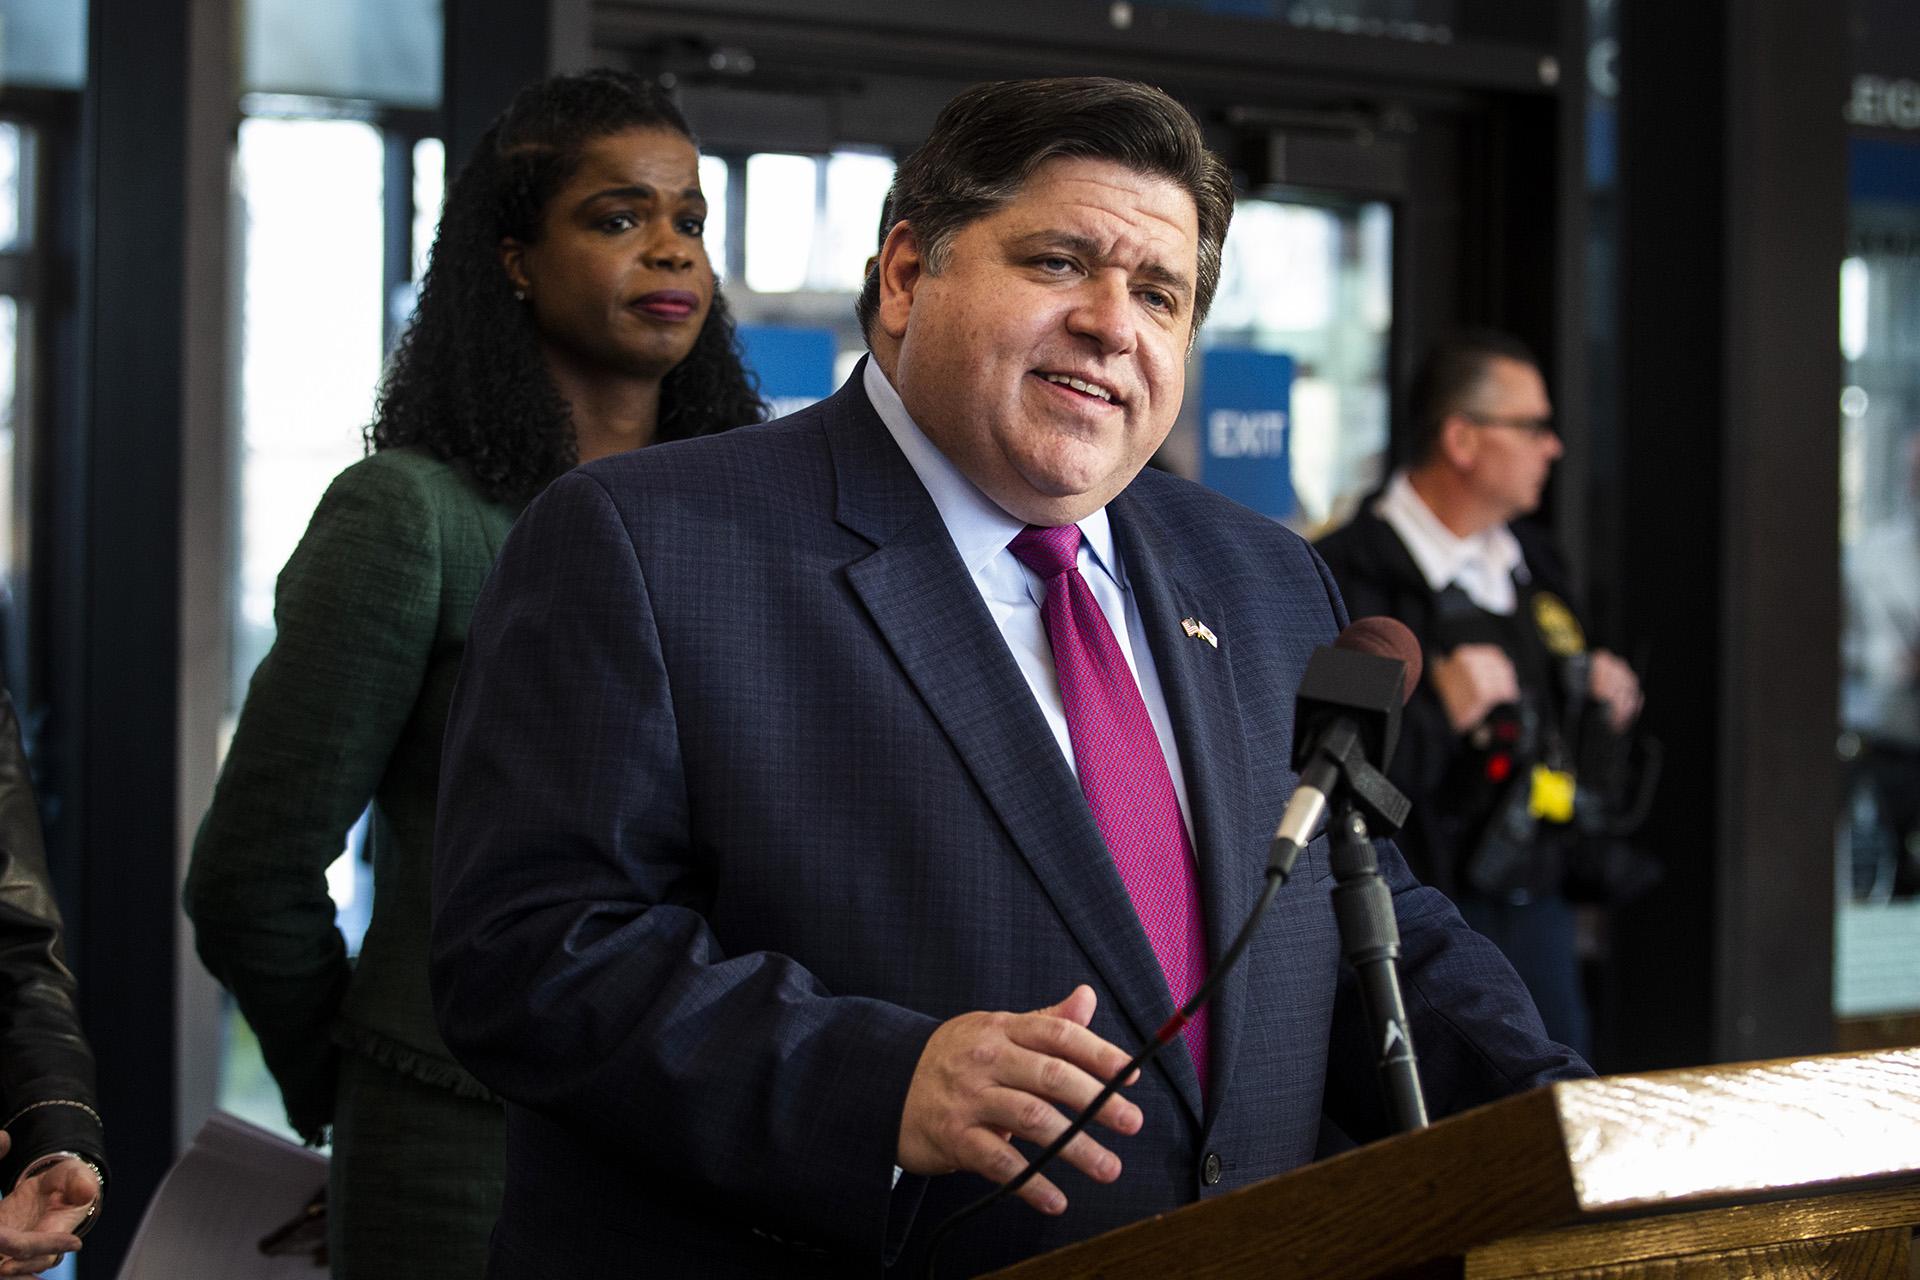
987, 1047, 1920, 1279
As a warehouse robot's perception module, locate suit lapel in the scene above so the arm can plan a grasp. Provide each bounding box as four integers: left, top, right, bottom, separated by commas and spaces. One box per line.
824, 377, 1195, 1115
1109, 484, 1260, 1129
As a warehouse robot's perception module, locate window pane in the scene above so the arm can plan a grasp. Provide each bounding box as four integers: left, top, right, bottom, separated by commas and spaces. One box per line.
1184, 196, 1392, 533
724, 149, 893, 409
1836, 139, 1920, 1025
699, 154, 730, 283
0, 296, 15, 437
0, 295, 18, 657
737, 151, 889, 294
0, 125, 21, 251
0, 123, 34, 710
235, 117, 385, 700
242, 0, 441, 109
744, 153, 818, 294
1211, 201, 1339, 332
412, 137, 444, 284
815, 151, 893, 292
0, 0, 86, 90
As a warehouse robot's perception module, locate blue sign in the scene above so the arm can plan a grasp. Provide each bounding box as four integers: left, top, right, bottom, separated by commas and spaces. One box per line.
1851, 137, 1920, 205
738, 325, 839, 419
1199, 348, 1295, 520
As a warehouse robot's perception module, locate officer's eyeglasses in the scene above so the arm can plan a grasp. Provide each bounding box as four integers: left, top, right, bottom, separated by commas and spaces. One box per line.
1466, 412, 1557, 440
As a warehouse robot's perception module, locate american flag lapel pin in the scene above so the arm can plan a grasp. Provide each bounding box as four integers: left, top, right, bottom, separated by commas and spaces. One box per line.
1181, 616, 1218, 648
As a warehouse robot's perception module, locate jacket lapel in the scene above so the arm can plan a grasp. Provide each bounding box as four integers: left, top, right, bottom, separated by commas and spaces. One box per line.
1109, 483, 1261, 1130
823, 376, 1194, 1113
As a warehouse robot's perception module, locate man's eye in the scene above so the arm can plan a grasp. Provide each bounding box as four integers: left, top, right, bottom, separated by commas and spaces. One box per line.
599, 212, 638, 233
677, 217, 706, 237
1037, 255, 1077, 273
1139, 288, 1173, 312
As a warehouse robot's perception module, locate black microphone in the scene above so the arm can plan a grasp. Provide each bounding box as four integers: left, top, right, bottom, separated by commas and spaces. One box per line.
1268, 617, 1422, 876
1267, 617, 1431, 1133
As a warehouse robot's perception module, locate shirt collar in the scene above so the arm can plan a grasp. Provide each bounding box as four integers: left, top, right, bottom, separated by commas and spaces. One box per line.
1373, 470, 1524, 594
862, 358, 1124, 588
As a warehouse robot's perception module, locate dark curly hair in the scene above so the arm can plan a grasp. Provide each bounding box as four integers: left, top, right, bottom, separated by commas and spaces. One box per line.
369, 69, 765, 502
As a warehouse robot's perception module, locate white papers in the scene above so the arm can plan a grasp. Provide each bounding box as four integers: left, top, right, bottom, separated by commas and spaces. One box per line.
117, 1111, 327, 1279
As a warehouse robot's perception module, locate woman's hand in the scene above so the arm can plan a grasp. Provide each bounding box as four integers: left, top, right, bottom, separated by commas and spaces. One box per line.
0, 1132, 97, 1276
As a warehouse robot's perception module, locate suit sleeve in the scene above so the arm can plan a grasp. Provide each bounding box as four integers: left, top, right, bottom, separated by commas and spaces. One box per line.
184, 459, 441, 1143
1320, 850, 1591, 1146
431, 470, 938, 1258
0, 694, 106, 1192
1306, 546, 1590, 1142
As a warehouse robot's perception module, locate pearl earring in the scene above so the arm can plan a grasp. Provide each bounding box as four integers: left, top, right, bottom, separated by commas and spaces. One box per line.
513, 288, 527, 302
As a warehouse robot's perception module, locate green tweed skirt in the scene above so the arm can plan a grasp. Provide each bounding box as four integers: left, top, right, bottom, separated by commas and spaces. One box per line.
328, 1051, 507, 1279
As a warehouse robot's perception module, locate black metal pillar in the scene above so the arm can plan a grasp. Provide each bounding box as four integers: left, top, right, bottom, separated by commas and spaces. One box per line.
52, 0, 191, 1269
443, 0, 592, 178
1610, 0, 1847, 1069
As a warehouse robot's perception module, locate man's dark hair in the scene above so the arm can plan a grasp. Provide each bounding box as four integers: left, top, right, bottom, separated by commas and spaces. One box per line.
1406, 329, 1542, 466
854, 76, 1235, 339
370, 68, 764, 503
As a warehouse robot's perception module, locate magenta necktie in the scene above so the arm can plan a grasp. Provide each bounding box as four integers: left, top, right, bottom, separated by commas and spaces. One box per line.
1009, 524, 1209, 1095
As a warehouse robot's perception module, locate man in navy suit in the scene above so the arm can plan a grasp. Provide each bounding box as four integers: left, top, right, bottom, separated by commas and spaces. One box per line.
432, 76, 1586, 1278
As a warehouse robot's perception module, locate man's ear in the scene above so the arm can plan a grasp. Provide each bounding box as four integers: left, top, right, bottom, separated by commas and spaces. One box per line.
1438, 413, 1480, 470
874, 221, 927, 342
499, 239, 531, 295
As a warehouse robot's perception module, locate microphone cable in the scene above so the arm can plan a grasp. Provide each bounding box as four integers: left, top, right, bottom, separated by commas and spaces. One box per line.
917, 842, 1299, 1280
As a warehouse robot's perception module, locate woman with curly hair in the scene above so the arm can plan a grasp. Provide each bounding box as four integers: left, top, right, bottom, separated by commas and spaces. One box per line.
185, 69, 763, 1277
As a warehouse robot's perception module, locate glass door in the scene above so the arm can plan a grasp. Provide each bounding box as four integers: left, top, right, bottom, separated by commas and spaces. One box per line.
1835, 137, 1920, 1039
1173, 193, 1394, 535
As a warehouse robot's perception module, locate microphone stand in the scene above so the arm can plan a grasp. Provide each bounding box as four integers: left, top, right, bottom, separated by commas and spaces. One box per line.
1328, 801, 1428, 1133
1304, 719, 1430, 1133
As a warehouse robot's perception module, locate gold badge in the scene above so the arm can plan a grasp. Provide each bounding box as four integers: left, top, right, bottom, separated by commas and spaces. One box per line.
1531, 592, 1586, 658
1181, 616, 1218, 648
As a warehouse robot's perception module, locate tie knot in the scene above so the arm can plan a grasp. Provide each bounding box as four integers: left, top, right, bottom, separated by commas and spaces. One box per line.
1009, 524, 1082, 579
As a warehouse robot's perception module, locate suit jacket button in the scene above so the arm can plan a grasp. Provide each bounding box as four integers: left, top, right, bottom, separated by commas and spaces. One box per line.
1202, 1152, 1223, 1186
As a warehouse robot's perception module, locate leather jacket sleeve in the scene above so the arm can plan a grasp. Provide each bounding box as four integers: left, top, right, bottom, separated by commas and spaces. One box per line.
0, 689, 106, 1192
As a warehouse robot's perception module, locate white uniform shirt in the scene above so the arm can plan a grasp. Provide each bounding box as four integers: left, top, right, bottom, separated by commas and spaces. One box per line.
1373, 470, 1529, 614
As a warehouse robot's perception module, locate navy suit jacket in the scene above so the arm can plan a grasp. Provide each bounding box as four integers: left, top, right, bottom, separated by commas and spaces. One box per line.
431, 370, 1587, 1277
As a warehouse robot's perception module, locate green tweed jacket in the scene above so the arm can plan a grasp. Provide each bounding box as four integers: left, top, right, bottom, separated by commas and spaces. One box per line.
185, 447, 521, 1143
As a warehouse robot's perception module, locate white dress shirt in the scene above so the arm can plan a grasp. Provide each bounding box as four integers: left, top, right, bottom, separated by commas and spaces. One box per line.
862, 359, 1196, 840
1373, 470, 1529, 615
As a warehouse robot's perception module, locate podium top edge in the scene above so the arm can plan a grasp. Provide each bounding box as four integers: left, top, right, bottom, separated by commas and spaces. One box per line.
1550, 1046, 1920, 1210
